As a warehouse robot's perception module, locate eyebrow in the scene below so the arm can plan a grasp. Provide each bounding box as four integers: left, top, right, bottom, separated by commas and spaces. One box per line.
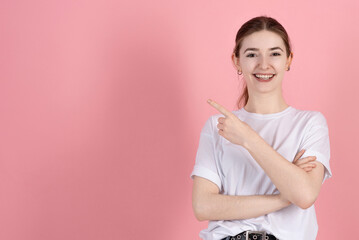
243, 47, 284, 53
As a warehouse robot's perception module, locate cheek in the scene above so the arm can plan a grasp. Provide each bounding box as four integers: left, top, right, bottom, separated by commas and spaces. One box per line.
274, 57, 288, 67
240, 59, 256, 70
243, 73, 255, 85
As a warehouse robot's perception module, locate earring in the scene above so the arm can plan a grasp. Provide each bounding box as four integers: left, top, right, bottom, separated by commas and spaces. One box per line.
237, 70, 242, 75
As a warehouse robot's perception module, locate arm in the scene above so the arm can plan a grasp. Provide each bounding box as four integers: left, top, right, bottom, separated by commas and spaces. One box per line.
244, 135, 325, 209
192, 150, 317, 221
192, 176, 291, 221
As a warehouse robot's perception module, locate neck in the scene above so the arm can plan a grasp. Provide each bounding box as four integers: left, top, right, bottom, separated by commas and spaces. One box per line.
244, 90, 289, 114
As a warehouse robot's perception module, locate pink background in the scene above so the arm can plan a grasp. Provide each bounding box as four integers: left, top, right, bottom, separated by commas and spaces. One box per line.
0, 0, 358, 239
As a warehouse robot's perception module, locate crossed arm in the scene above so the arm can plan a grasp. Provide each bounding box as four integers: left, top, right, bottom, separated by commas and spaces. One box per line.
192, 148, 323, 221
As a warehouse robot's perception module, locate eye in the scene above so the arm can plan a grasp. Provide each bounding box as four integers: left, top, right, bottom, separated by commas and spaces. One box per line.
246, 53, 256, 58
272, 52, 281, 56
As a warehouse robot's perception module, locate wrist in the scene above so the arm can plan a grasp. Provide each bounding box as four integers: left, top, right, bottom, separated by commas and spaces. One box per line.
243, 130, 262, 151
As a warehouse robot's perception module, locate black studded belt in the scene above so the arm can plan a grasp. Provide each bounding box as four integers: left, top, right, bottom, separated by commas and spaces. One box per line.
221, 230, 278, 240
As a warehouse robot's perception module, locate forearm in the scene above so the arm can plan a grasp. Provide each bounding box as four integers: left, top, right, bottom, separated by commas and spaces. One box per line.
244, 134, 313, 208
197, 193, 291, 221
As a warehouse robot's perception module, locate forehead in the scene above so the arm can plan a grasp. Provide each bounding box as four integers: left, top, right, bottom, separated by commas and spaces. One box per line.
241, 30, 285, 52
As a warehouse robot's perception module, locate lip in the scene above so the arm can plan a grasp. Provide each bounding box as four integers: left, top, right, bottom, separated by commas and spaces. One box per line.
253, 74, 276, 82
253, 73, 275, 75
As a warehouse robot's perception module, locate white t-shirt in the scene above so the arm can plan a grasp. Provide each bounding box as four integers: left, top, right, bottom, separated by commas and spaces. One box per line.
190, 106, 332, 240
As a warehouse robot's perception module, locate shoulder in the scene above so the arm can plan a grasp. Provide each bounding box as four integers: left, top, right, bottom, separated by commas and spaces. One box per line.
292, 107, 329, 129
202, 113, 224, 131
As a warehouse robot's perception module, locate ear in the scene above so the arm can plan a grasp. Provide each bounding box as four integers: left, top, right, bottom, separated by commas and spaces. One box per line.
231, 52, 241, 71
286, 52, 293, 69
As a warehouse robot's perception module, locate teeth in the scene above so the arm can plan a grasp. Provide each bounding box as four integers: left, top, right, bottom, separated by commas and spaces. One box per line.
254, 74, 274, 80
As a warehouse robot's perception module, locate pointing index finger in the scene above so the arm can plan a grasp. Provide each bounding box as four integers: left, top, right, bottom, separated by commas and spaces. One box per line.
207, 99, 232, 117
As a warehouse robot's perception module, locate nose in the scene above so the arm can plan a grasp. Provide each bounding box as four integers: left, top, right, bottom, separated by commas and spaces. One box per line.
258, 56, 270, 69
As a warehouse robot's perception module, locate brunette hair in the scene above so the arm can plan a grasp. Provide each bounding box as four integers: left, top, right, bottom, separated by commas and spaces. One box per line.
233, 15, 292, 109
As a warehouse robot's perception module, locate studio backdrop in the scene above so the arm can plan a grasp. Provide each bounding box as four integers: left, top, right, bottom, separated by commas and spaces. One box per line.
0, 0, 358, 239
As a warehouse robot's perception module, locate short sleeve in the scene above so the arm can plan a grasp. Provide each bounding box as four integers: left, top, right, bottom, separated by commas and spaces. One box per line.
190, 116, 222, 191
299, 112, 332, 184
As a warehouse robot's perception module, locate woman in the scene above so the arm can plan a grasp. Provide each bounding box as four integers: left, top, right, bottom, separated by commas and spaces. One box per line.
190, 16, 332, 240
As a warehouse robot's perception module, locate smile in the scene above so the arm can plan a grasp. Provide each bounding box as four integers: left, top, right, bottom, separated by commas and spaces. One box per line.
253, 74, 275, 82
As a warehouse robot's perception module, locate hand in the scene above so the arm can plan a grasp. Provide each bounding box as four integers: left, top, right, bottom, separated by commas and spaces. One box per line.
292, 149, 317, 172
207, 99, 257, 147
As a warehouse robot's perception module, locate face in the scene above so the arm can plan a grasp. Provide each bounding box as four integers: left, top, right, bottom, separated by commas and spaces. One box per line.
232, 30, 292, 94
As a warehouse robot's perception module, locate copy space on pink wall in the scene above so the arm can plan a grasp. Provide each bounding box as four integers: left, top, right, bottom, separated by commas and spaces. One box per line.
0, 0, 358, 239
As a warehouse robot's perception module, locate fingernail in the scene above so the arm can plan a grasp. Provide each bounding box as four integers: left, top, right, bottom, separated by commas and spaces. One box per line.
207, 99, 212, 103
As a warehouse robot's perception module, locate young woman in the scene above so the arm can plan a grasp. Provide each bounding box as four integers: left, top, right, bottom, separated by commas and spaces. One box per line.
190, 16, 332, 240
